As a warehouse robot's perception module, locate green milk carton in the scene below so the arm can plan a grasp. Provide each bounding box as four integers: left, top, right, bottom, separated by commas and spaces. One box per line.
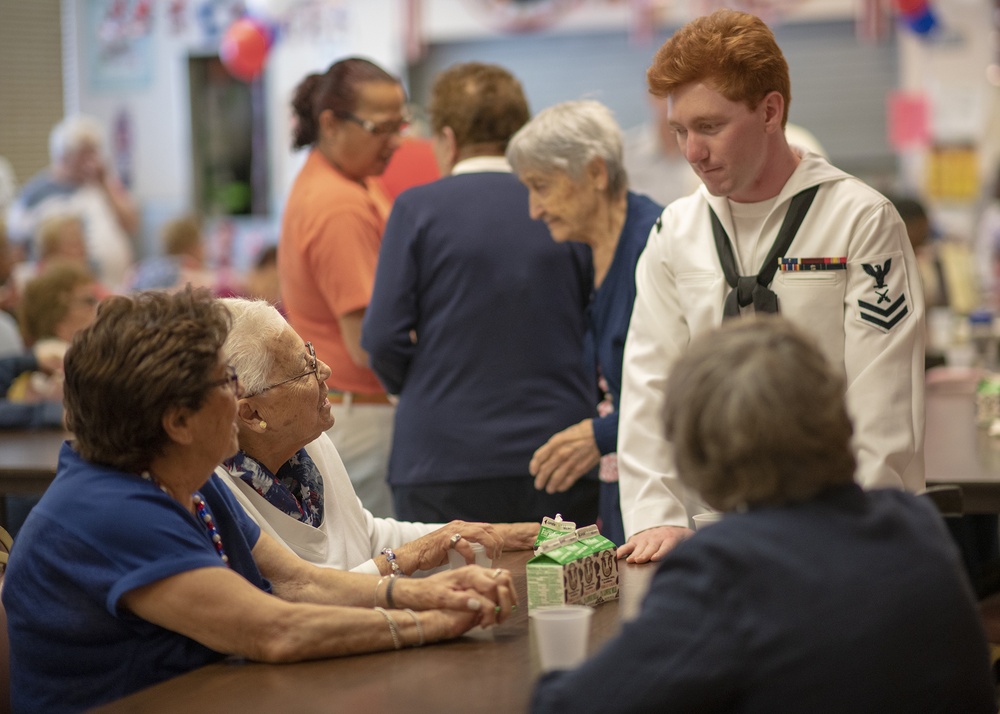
527, 524, 619, 609
533, 514, 577, 551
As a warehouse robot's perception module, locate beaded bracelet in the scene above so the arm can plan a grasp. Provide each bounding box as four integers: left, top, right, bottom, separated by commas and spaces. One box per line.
380, 547, 403, 577
402, 608, 425, 647
373, 575, 391, 608
374, 607, 402, 650
385, 573, 399, 609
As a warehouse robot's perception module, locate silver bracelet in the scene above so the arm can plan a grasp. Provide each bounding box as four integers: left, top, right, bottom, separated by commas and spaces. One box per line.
374, 607, 402, 650
373, 575, 391, 608
385, 573, 399, 609
402, 608, 425, 647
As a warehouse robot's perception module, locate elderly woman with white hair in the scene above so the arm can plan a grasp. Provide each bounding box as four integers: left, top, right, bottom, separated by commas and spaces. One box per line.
6, 114, 138, 287
506, 100, 662, 545
216, 297, 540, 575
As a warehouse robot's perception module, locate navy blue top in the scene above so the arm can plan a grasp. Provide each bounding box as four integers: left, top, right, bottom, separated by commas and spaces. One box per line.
532, 484, 996, 714
362, 171, 597, 486
4, 444, 266, 712
0, 352, 63, 429
589, 192, 662, 455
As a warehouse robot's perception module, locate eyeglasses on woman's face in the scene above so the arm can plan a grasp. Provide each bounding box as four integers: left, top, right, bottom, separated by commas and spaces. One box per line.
337, 111, 410, 137
244, 342, 319, 398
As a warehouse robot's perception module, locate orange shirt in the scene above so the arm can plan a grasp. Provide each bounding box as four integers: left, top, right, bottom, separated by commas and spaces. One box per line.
278, 150, 391, 393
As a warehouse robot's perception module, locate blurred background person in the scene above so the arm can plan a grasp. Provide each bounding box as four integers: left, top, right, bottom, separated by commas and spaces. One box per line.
5, 260, 101, 532
0, 220, 23, 356
278, 57, 408, 519
621, 94, 700, 207
507, 99, 663, 545
6, 114, 139, 288
0, 343, 64, 431
218, 297, 538, 573
241, 244, 282, 309
11, 213, 111, 299
363, 63, 599, 525
976, 164, 1000, 311
891, 194, 979, 316
531, 317, 994, 713
17, 261, 100, 361
126, 214, 218, 294
374, 133, 441, 200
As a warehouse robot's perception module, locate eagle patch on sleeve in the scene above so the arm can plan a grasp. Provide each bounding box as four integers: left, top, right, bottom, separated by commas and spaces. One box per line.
852, 254, 911, 332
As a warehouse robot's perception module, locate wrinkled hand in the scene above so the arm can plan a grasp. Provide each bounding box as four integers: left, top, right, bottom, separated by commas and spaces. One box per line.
616, 526, 691, 563
419, 608, 481, 642
395, 521, 504, 574
530, 419, 601, 494
396, 565, 516, 627
492, 522, 541, 550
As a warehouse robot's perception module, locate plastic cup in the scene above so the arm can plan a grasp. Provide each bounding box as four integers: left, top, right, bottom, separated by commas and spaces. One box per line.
529, 605, 594, 672
447, 541, 492, 569
692, 512, 722, 530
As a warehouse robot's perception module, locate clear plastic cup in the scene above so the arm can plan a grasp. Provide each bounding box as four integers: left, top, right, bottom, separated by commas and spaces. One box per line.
447, 541, 492, 569
692, 512, 722, 530
529, 605, 594, 672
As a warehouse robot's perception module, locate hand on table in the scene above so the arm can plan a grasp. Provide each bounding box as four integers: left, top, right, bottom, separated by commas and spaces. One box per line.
616, 525, 692, 563
397, 565, 517, 628
394, 520, 504, 574
530, 419, 601, 494
492, 522, 541, 550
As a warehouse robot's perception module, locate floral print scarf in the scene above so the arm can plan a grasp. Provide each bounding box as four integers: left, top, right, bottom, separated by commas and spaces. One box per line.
221, 448, 325, 527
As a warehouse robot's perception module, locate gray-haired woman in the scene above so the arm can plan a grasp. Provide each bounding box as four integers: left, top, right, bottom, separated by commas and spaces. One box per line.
507, 99, 663, 544
532, 316, 995, 712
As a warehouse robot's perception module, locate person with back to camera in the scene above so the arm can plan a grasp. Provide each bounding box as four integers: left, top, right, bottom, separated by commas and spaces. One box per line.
2, 288, 515, 713
216, 297, 540, 574
362, 63, 599, 525
279, 58, 410, 519
532, 316, 994, 713
506, 99, 663, 545
616, 9, 925, 563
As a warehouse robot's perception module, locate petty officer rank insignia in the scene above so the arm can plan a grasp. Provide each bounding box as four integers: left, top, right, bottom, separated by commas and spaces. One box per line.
854, 256, 910, 332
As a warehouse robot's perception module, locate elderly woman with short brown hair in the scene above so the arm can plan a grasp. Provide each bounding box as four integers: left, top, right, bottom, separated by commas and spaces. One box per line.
531, 317, 994, 713
3, 288, 515, 713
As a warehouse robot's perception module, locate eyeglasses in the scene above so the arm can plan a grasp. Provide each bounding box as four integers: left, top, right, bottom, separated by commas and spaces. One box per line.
338, 112, 410, 137
245, 342, 318, 397
210, 365, 241, 395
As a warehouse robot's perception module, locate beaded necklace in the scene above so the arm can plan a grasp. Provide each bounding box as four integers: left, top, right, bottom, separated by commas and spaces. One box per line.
141, 471, 230, 567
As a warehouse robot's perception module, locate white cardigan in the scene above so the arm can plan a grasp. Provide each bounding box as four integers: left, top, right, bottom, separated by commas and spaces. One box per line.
217, 433, 439, 574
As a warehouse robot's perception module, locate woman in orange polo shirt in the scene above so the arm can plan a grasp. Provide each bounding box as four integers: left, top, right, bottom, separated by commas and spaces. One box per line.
278, 58, 408, 518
